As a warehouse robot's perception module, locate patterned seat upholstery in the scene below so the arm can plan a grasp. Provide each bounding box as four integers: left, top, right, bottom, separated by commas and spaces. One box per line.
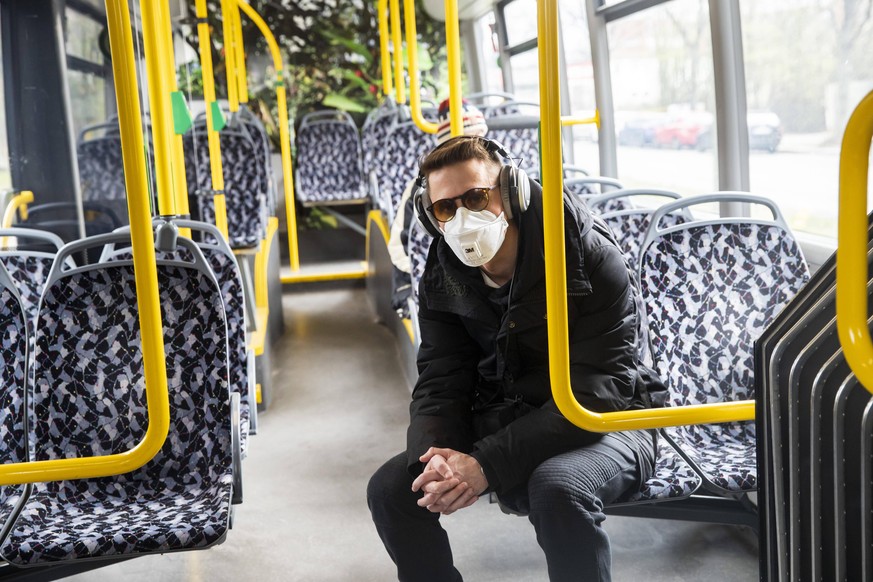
363, 109, 399, 212
638, 194, 810, 494
296, 112, 365, 205
489, 127, 539, 174
623, 437, 701, 503
77, 137, 148, 228
0, 251, 233, 564
103, 221, 252, 455
236, 112, 277, 216
184, 127, 268, 249
593, 190, 684, 272
0, 265, 29, 538
406, 219, 432, 310
378, 122, 436, 224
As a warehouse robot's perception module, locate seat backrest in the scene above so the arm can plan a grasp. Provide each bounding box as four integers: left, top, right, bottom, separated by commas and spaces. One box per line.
592, 190, 684, 271
296, 110, 365, 205
485, 112, 540, 174
0, 261, 29, 535
638, 193, 810, 407
565, 177, 626, 209
77, 136, 130, 227
32, 233, 231, 494
378, 121, 436, 224
184, 125, 267, 248
407, 218, 433, 310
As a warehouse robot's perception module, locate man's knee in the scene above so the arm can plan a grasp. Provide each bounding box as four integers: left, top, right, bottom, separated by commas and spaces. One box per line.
527, 456, 610, 516
367, 452, 427, 527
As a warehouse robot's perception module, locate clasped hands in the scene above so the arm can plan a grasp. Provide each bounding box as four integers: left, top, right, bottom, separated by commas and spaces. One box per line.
411, 447, 489, 515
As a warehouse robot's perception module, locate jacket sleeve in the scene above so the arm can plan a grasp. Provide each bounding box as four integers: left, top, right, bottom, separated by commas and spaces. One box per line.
470, 243, 639, 493
406, 300, 481, 474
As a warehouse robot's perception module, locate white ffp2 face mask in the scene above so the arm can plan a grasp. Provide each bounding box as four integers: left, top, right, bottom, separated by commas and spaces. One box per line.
442, 207, 509, 267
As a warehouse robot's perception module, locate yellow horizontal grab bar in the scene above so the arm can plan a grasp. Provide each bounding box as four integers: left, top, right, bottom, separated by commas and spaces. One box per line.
837, 89, 873, 395
538, 0, 754, 431
561, 111, 599, 129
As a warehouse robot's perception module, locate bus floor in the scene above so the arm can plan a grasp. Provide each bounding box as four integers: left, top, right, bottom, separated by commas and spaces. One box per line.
67, 286, 759, 582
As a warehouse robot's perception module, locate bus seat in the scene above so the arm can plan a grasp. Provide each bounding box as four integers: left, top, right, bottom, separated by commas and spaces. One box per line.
638, 193, 810, 495
485, 112, 540, 174
184, 124, 268, 249
0, 261, 30, 542
592, 190, 685, 271
295, 110, 366, 206
362, 105, 399, 213
378, 120, 436, 225
101, 219, 254, 453
0, 233, 235, 565
565, 177, 625, 207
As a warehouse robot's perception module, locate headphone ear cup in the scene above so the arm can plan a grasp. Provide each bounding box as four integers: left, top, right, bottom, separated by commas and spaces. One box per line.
498, 165, 530, 220
413, 183, 443, 238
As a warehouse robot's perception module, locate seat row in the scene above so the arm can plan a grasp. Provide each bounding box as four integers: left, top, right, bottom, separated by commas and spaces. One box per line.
0, 219, 253, 567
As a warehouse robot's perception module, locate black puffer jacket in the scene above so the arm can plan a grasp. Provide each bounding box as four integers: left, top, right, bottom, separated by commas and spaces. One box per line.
406, 180, 658, 495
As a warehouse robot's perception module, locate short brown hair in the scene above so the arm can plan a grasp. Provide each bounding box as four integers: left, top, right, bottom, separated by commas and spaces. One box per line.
419, 136, 500, 178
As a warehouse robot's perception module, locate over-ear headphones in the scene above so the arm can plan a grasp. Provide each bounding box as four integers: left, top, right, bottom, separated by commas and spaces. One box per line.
412, 136, 531, 238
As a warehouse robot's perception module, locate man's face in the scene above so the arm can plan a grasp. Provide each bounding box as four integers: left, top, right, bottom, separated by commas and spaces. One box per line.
427, 159, 503, 231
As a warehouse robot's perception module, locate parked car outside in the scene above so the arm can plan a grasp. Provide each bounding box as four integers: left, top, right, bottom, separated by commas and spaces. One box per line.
653, 111, 713, 149
617, 114, 662, 147
695, 110, 783, 153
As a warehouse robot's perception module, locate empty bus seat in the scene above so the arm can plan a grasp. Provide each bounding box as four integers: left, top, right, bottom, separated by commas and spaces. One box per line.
486, 113, 540, 173
295, 111, 366, 206
565, 177, 625, 210
638, 193, 810, 494
184, 123, 268, 249
377, 119, 436, 224
0, 234, 234, 564
0, 262, 30, 539
591, 190, 684, 271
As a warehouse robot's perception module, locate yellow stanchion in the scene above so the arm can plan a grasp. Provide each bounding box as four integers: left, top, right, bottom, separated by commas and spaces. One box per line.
537, 0, 754, 431
235, 0, 300, 272
378, 0, 393, 98
233, 4, 248, 103
444, 0, 463, 137
837, 90, 873, 395
403, 0, 437, 134
389, 0, 405, 104
0, 0, 172, 486
1, 191, 33, 229
194, 0, 230, 241
221, 0, 240, 112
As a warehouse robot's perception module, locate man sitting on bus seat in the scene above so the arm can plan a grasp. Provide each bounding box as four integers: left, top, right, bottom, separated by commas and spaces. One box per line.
387, 99, 488, 313
368, 136, 664, 582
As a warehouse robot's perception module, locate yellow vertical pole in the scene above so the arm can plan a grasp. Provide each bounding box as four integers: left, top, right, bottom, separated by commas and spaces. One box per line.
444, 0, 463, 136
157, 0, 191, 224
194, 0, 230, 240
404, 0, 437, 134
235, 0, 300, 272
389, 0, 405, 104
233, 5, 248, 103
378, 0, 394, 98
221, 0, 240, 112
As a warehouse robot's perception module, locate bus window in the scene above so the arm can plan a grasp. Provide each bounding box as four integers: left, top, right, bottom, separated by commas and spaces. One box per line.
561, 0, 599, 173
65, 6, 108, 136
508, 48, 540, 103
740, 0, 873, 240
502, 0, 537, 47
607, 0, 718, 202
476, 11, 506, 95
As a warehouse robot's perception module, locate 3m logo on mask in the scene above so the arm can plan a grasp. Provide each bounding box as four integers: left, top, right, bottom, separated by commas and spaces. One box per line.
463, 243, 481, 258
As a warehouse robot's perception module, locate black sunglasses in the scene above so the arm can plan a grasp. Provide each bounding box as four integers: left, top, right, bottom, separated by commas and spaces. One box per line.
427, 185, 497, 223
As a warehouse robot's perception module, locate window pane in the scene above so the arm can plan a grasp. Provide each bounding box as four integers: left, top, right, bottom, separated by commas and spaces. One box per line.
65, 9, 104, 64
503, 0, 538, 47
476, 12, 505, 94
607, 0, 718, 196
561, 0, 600, 174
508, 48, 540, 103
67, 70, 106, 136
740, 0, 873, 240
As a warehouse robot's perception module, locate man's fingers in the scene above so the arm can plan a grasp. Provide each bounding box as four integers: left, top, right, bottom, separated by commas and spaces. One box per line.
442, 487, 479, 515
419, 447, 455, 464
424, 482, 469, 513
411, 468, 446, 492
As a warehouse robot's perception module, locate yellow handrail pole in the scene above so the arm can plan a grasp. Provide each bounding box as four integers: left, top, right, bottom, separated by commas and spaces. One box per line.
403, 0, 437, 134
444, 0, 463, 136
221, 0, 240, 112
837, 90, 873, 395
1, 191, 33, 229
194, 0, 230, 240
157, 0, 191, 225
0, 0, 171, 487
537, 0, 755, 432
378, 0, 394, 98
235, 0, 300, 271
389, 0, 405, 104
233, 5, 248, 103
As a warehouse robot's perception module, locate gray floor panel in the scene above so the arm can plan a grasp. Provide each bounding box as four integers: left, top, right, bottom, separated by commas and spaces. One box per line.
66, 287, 758, 581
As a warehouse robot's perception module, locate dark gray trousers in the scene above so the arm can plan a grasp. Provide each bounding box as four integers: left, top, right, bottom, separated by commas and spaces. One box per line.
367, 430, 655, 582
